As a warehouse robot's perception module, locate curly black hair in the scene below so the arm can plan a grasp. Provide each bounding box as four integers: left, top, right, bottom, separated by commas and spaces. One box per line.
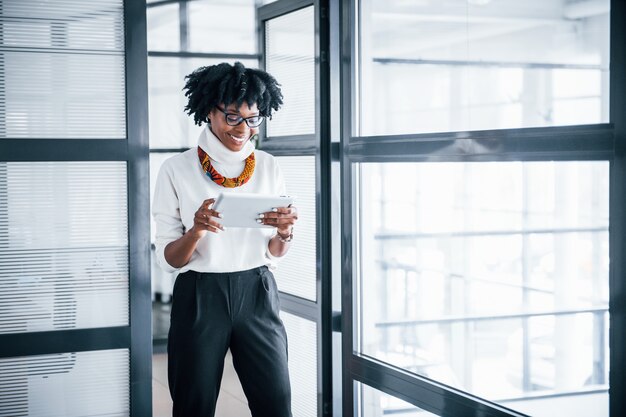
183, 61, 283, 126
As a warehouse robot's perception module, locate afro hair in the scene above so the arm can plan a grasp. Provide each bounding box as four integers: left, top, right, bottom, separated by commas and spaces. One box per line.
183, 61, 283, 126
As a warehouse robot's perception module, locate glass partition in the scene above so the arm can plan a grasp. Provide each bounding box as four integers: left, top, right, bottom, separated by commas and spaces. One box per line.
0, 162, 129, 334
1, 0, 126, 139
357, 382, 438, 417
356, 160, 609, 416
188, 0, 256, 54
265, 6, 315, 137
357, 0, 610, 136
0, 349, 130, 417
274, 155, 317, 301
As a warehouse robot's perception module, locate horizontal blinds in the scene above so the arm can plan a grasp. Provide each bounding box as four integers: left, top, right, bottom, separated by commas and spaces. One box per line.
274, 155, 317, 301
0, 162, 129, 334
0, 349, 130, 417
265, 6, 315, 137
281, 312, 317, 417
0, 0, 126, 139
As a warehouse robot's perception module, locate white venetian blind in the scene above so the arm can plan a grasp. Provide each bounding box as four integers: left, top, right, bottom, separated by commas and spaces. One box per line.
274, 155, 317, 301
265, 6, 315, 137
0, 349, 130, 417
0, 162, 129, 334
0, 0, 126, 139
281, 311, 317, 417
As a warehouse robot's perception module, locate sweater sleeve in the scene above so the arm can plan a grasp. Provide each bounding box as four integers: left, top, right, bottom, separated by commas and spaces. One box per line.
152, 161, 183, 273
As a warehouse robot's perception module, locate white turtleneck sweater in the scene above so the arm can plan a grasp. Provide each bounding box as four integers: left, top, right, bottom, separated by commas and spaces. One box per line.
152, 126, 286, 273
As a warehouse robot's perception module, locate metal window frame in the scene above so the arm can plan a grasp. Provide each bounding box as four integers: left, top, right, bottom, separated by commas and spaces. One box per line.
608, 0, 626, 415
0, 0, 152, 415
257, 0, 334, 415
340, 1, 624, 417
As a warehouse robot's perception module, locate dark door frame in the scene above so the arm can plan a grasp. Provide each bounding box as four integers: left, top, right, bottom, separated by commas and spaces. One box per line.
257, 0, 334, 415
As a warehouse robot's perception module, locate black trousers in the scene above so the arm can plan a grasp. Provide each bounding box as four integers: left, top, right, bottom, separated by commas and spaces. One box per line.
168, 266, 292, 417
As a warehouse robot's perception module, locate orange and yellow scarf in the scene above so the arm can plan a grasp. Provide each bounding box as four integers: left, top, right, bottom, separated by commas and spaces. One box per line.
197, 146, 255, 188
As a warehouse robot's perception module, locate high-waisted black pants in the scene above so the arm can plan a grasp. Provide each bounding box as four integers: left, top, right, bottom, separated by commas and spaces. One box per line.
167, 266, 292, 417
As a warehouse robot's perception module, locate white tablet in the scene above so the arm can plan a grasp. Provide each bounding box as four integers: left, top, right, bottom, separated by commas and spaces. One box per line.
212, 192, 294, 228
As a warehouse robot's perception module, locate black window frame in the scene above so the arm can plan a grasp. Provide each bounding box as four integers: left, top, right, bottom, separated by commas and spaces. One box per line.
257, 0, 334, 415
339, 0, 626, 416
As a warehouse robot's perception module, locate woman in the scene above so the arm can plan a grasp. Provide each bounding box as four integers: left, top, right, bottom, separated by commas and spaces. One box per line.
152, 62, 297, 417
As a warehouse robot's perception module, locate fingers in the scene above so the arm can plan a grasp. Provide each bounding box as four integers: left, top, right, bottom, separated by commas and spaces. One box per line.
194, 200, 224, 233
202, 198, 216, 209
194, 212, 224, 233
260, 206, 297, 217
257, 206, 298, 227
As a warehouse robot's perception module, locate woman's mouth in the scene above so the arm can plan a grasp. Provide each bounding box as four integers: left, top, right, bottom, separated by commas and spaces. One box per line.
228, 134, 248, 144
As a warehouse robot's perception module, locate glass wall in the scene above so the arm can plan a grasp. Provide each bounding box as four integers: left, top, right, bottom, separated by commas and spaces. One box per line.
0, 0, 150, 414
357, 382, 438, 417
265, 6, 315, 137
346, 0, 612, 416
357, 161, 609, 416
357, 0, 610, 136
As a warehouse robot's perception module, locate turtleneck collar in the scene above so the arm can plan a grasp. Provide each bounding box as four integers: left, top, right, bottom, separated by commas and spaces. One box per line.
198, 125, 256, 164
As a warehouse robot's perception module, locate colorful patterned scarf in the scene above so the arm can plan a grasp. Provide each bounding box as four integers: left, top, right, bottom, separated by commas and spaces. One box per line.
197, 146, 255, 188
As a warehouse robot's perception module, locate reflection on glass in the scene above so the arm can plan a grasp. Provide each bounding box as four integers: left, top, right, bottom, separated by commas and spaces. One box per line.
357, 161, 609, 417
188, 0, 256, 54
357, 382, 438, 417
357, 0, 610, 135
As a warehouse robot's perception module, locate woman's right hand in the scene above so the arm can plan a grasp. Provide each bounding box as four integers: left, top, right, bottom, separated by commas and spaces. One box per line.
190, 198, 224, 239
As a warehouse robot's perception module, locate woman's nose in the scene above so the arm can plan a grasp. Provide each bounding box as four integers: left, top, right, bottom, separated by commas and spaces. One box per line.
233, 123, 250, 134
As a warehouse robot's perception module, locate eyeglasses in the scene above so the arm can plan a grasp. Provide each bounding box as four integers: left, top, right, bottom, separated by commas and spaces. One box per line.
216, 106, 265, 128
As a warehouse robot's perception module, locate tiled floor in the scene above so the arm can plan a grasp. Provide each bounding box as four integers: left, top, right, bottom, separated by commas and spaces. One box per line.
152, 300, 252, 416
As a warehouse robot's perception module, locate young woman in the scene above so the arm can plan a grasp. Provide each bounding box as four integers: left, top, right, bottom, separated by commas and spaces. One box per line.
152, 62, 297, 417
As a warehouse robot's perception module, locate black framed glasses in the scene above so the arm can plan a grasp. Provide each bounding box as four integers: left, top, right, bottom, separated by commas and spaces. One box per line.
216, 106, 265, 128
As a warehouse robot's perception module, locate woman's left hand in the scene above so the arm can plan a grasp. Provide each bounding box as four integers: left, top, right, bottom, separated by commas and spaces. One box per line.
259, 205, 298, 236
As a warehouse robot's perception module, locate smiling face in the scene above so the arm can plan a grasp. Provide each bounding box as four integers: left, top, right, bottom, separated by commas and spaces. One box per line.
208, 102, 260, 152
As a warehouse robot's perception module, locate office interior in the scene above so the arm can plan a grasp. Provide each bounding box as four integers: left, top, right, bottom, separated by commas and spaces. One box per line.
0, 0, 624, 416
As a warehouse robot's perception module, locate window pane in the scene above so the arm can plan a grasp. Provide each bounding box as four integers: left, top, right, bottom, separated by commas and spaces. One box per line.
357, 0, 610, 136
0, 162, 129, 334
188, 0, 256, 54
356, 161, 609, 417
274, 156, 317, 301
148, 57, 257, 149
357, 382, 438, 417
0, 349, 129, 416
147, 3, 180, 51
150, 153, 178, 301
265, 6, 315, 137
1, 1, 126, 139
281, 312, 317, 417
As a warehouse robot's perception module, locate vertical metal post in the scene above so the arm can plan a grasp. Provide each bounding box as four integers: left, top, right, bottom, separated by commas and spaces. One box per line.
179, 0, 189, 52
124, 0, 152, 415
316, 0, 334, 414
609, 0, 626, 415
339, 0, 355, 414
